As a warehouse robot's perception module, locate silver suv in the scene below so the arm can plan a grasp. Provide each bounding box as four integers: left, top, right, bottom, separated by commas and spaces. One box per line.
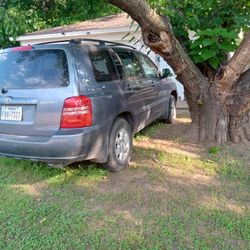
0, 39, 177, 171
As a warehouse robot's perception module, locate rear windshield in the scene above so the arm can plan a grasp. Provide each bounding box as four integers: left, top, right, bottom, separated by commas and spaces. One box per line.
0, 49, 69, 89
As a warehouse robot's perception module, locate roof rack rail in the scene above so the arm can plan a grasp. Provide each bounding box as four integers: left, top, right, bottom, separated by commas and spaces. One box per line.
33, 38, 136, 49
32, 40, 71, 46
71, 38, 136, 49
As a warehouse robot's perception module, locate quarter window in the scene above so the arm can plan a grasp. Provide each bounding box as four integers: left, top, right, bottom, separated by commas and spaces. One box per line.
89, 49, 118, 82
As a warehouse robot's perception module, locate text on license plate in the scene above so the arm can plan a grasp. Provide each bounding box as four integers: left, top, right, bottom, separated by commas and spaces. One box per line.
1, 106, 23, 121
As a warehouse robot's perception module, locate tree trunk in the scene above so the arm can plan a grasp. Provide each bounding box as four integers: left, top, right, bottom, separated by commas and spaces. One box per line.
107, 0, 250, 143
228, 70, 250, 143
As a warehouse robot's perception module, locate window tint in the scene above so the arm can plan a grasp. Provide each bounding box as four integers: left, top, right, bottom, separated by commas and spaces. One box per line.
0, 49, 69, 89
115, 51, 143, 78
89, 49, 118, 82
138, 54, 159, 78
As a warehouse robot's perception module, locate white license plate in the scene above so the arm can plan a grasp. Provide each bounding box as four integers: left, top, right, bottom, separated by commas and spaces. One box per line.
1, 106, 23, 121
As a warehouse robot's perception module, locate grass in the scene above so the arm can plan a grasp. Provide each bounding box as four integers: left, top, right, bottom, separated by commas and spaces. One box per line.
134, 121, 166, 141
0, 113, 249, 249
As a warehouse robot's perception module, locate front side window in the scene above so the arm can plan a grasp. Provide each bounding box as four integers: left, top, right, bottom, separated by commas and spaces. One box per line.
0, 49, 69, 89
138, 53, 159, 78
89, 49, 118, 82
115, 50, 143, 78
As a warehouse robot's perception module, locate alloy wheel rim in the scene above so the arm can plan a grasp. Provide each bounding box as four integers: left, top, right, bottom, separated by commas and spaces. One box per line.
115, 128, 130, 162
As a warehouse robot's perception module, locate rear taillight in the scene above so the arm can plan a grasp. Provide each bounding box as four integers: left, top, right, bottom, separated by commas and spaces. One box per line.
60, 96, 92, 128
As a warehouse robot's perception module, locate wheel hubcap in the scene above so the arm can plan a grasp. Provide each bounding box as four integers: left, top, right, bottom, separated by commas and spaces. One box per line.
171, 101, 177, 119
115, 128, 130, 162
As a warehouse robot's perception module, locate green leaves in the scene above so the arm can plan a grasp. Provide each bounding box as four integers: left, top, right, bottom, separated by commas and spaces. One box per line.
208, 57, 220, 69
0, 0, 120, 48
218, 29, 239, 39
190, 39, 202, 49
148, 0, 249, 72
218, 41, 237, 52
188, 28, 239, 68
196, 29, 214, 37
200, 48, 216, 61
0, 6, 26, 47
195, 28, 238, 39
202, 38, 214, 47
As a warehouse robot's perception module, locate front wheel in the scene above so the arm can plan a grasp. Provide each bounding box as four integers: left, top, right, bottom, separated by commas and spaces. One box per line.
165, 95, 177, 124
104, 118, 132, 172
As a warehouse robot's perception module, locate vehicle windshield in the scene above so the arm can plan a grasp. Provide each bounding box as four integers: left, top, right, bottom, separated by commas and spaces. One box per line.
0, 49, 69, 89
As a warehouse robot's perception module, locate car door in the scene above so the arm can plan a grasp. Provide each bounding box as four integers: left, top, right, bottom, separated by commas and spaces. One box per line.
113, 49, 157, 131
137, 52, 165, 121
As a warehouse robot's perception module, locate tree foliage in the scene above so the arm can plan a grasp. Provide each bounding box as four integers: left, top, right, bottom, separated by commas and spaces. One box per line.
0, 0, 119, 47
149, 0, 249, 74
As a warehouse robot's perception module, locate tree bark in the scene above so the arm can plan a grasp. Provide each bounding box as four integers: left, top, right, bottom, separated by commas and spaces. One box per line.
108, 0, 250, 143
228, 70, 250, 143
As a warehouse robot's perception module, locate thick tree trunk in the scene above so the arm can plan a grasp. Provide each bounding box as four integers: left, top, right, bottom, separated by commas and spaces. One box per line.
107, 0, 250, 143
228, 70, 250, 143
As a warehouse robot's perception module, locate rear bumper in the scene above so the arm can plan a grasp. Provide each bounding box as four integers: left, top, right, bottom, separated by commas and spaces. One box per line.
0, 125, 109, 165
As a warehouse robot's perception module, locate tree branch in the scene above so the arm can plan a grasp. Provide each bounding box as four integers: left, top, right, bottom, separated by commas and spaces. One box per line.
216, 30, 250, 88
108, 0, 171, 32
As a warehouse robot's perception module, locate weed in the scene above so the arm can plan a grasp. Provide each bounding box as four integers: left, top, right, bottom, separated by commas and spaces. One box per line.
209, 146, 221, 154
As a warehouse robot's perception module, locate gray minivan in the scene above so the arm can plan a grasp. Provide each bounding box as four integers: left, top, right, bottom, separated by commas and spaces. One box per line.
0, 39, 177, 171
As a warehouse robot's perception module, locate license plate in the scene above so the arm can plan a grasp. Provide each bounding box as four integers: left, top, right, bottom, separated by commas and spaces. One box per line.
1, 106, 23, 121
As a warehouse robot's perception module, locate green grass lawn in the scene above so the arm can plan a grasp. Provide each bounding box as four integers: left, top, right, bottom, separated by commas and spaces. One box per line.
0, 114, 249, 250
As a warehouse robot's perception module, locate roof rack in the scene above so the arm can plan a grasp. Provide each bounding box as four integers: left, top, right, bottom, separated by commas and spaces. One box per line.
33, 38, 135, 49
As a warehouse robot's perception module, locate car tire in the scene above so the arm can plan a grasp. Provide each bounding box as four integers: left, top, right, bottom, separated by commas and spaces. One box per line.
165, 95, 177, 124
104, 118, 132, 172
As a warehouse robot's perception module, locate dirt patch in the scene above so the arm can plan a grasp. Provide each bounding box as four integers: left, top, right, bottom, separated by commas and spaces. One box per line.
96, 110, 249, 216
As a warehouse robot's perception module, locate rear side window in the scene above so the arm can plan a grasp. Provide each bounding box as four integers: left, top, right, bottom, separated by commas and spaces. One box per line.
0, 49, 69, 89
89, 49, 118, 82
115, 51, 143, 78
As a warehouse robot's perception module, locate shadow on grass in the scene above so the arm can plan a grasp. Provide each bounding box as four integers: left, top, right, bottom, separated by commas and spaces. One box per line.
0, 157, 107, 187
132, 143, 250, 186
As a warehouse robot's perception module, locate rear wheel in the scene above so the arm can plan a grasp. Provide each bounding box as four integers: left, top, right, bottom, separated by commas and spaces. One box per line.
104, 118, 132, 172
165, 95, 177, 124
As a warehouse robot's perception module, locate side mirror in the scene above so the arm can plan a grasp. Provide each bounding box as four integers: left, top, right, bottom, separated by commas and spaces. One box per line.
162, 68, 173, 78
